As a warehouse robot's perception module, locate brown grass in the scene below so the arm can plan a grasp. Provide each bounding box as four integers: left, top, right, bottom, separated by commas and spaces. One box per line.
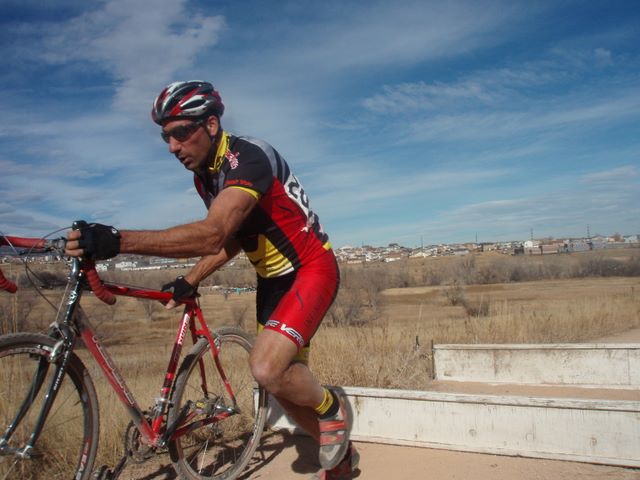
1, 248, 639, 469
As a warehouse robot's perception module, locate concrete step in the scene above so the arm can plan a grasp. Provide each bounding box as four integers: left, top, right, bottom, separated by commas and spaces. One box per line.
433, 343, 640, 387
265, 382, 640, 468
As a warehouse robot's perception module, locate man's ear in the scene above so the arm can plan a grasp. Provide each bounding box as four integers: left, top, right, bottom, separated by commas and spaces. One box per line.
206, 115, 220, 136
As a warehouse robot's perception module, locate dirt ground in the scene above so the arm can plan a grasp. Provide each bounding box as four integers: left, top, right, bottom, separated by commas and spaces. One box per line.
244, 433, 640, 480
119, 431, 640, 480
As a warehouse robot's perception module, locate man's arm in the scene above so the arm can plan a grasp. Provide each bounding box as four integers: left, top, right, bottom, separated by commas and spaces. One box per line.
66, 188, 256, 258
164, 239, 241, 309
183, 239, 241, 286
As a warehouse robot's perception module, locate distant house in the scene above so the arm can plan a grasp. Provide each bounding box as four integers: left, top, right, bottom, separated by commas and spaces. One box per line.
115, 261, 137, 270
384, 252, 403, 262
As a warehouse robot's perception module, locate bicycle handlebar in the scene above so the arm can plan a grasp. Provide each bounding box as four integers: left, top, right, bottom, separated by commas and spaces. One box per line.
1, 235, 47, 250
0, 232, 116, 305
70, 220, 115, 305
0, 235, 48, 294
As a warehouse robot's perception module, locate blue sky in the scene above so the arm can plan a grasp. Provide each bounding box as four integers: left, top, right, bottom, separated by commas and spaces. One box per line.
1, 0, 639, 248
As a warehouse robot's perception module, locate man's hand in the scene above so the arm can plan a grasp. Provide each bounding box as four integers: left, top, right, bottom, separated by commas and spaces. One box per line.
162, 276, 197, 309
65, 223, 121, 260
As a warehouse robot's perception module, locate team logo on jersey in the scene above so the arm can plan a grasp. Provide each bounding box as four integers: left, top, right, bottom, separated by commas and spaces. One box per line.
225, 150, 240, 169
264, 319, 305, 346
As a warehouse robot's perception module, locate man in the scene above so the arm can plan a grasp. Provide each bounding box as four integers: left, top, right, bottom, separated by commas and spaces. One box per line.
65, 81, 356, 479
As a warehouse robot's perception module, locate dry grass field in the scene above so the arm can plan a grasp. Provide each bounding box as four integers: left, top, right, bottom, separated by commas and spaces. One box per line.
1, 247, 639, 470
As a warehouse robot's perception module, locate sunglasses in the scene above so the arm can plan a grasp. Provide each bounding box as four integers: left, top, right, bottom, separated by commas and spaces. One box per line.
161, 121, 205, 143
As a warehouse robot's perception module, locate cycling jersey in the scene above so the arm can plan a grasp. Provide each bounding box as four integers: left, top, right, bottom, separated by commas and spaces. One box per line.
194, 131, 338, 350
194, 131, 331, 278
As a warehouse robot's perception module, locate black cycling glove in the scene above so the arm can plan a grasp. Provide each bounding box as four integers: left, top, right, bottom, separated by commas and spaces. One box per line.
76, 223, 121, 260
162, 276, 197, 302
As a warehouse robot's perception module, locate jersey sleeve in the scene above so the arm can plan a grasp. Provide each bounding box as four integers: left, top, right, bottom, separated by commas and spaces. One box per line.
221, 143, 273, 197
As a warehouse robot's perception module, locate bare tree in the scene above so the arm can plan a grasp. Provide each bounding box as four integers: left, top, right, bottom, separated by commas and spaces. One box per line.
229, 303, 249, 328
141, 299, 157, 322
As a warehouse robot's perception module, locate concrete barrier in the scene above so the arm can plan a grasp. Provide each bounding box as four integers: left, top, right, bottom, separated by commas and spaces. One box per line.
433, 343, 640, 387
266, 386, 640, 467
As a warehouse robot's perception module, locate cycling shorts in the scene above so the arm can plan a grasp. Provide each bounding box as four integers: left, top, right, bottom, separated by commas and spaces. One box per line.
256, 249, 339, 361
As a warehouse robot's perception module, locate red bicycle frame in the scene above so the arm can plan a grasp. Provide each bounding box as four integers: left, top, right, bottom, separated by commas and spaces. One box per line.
0, 234, 239, 447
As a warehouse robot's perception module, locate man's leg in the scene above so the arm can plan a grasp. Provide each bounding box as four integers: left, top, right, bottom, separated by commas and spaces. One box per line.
250, 328, 351, 473
251, 251, 349, 472
250, 329, 324, 437
273, 395, 320, 441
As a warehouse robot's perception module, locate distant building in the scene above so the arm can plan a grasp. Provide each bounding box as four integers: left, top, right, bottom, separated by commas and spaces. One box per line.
115, 261, 137, 270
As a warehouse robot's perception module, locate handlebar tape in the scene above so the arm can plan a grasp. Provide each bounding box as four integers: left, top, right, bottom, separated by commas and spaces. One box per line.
0, 268, 17, 293
85, 261, 116, 305
0, 235, 48, 294
1, 236, 46, 249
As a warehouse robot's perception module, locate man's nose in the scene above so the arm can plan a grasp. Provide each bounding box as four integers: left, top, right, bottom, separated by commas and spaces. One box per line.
168, 137, 181, 154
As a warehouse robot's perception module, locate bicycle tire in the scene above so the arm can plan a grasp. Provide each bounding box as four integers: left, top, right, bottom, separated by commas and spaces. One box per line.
168, 326, 268, 480
0, 333, 100, 480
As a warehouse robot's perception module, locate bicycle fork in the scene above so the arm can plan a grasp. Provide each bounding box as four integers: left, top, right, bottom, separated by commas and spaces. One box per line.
0, 325, 75, 460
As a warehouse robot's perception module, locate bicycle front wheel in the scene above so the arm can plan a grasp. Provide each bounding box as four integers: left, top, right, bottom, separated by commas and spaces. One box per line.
0, 333, 99, 480
169, 326, 268, 480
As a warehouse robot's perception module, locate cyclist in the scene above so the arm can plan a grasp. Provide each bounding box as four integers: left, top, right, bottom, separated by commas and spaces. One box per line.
65, 80, 356, 478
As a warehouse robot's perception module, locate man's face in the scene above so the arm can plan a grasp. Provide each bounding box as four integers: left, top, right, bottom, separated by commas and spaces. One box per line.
162, 116, 219, 173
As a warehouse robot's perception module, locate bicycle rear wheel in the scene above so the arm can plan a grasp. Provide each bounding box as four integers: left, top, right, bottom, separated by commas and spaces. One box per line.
169, 326, 268, 480
0, 333, 99, 480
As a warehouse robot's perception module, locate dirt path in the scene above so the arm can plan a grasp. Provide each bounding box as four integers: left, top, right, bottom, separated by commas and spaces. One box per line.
117, 431, 639, 480
250, 434, 640, 480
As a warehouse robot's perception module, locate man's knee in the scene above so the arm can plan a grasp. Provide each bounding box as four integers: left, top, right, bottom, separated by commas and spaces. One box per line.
250, 330, 299, 391
250, 352, 278, 387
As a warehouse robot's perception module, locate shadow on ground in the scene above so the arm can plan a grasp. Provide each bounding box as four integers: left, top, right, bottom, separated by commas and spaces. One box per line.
120, 430, 360, 479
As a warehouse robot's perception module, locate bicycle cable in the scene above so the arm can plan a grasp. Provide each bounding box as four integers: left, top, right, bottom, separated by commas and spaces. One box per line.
1, 226, 71, 314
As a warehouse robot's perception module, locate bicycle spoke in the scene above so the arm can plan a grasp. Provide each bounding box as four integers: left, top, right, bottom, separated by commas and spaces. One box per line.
197, 438, 210, 474
169, 327, 268, 480
0, 334, 99, 480
1, 458, 19, 480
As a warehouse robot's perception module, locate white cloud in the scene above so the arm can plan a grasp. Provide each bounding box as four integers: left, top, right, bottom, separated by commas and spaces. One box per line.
581, 165, 637, 185
385, 86, 640, 145
362, 81, 495, 114
310, 162, 513, 221
594, 47, 613, 67
275, 1, 528, 73
326, 162, 640, 246
37, 0, 225, 116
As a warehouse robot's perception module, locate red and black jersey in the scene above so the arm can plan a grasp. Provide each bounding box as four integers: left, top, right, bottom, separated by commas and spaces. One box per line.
194, 131, 331, 278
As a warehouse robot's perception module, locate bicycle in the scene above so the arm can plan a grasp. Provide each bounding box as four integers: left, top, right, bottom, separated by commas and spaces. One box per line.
0, 222, 268, 480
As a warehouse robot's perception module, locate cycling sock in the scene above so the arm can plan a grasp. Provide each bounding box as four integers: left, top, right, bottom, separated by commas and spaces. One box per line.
316, 388, 339, 418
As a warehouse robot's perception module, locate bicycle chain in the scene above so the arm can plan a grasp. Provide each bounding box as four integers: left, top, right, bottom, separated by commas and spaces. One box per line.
92, 416, 158, 479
